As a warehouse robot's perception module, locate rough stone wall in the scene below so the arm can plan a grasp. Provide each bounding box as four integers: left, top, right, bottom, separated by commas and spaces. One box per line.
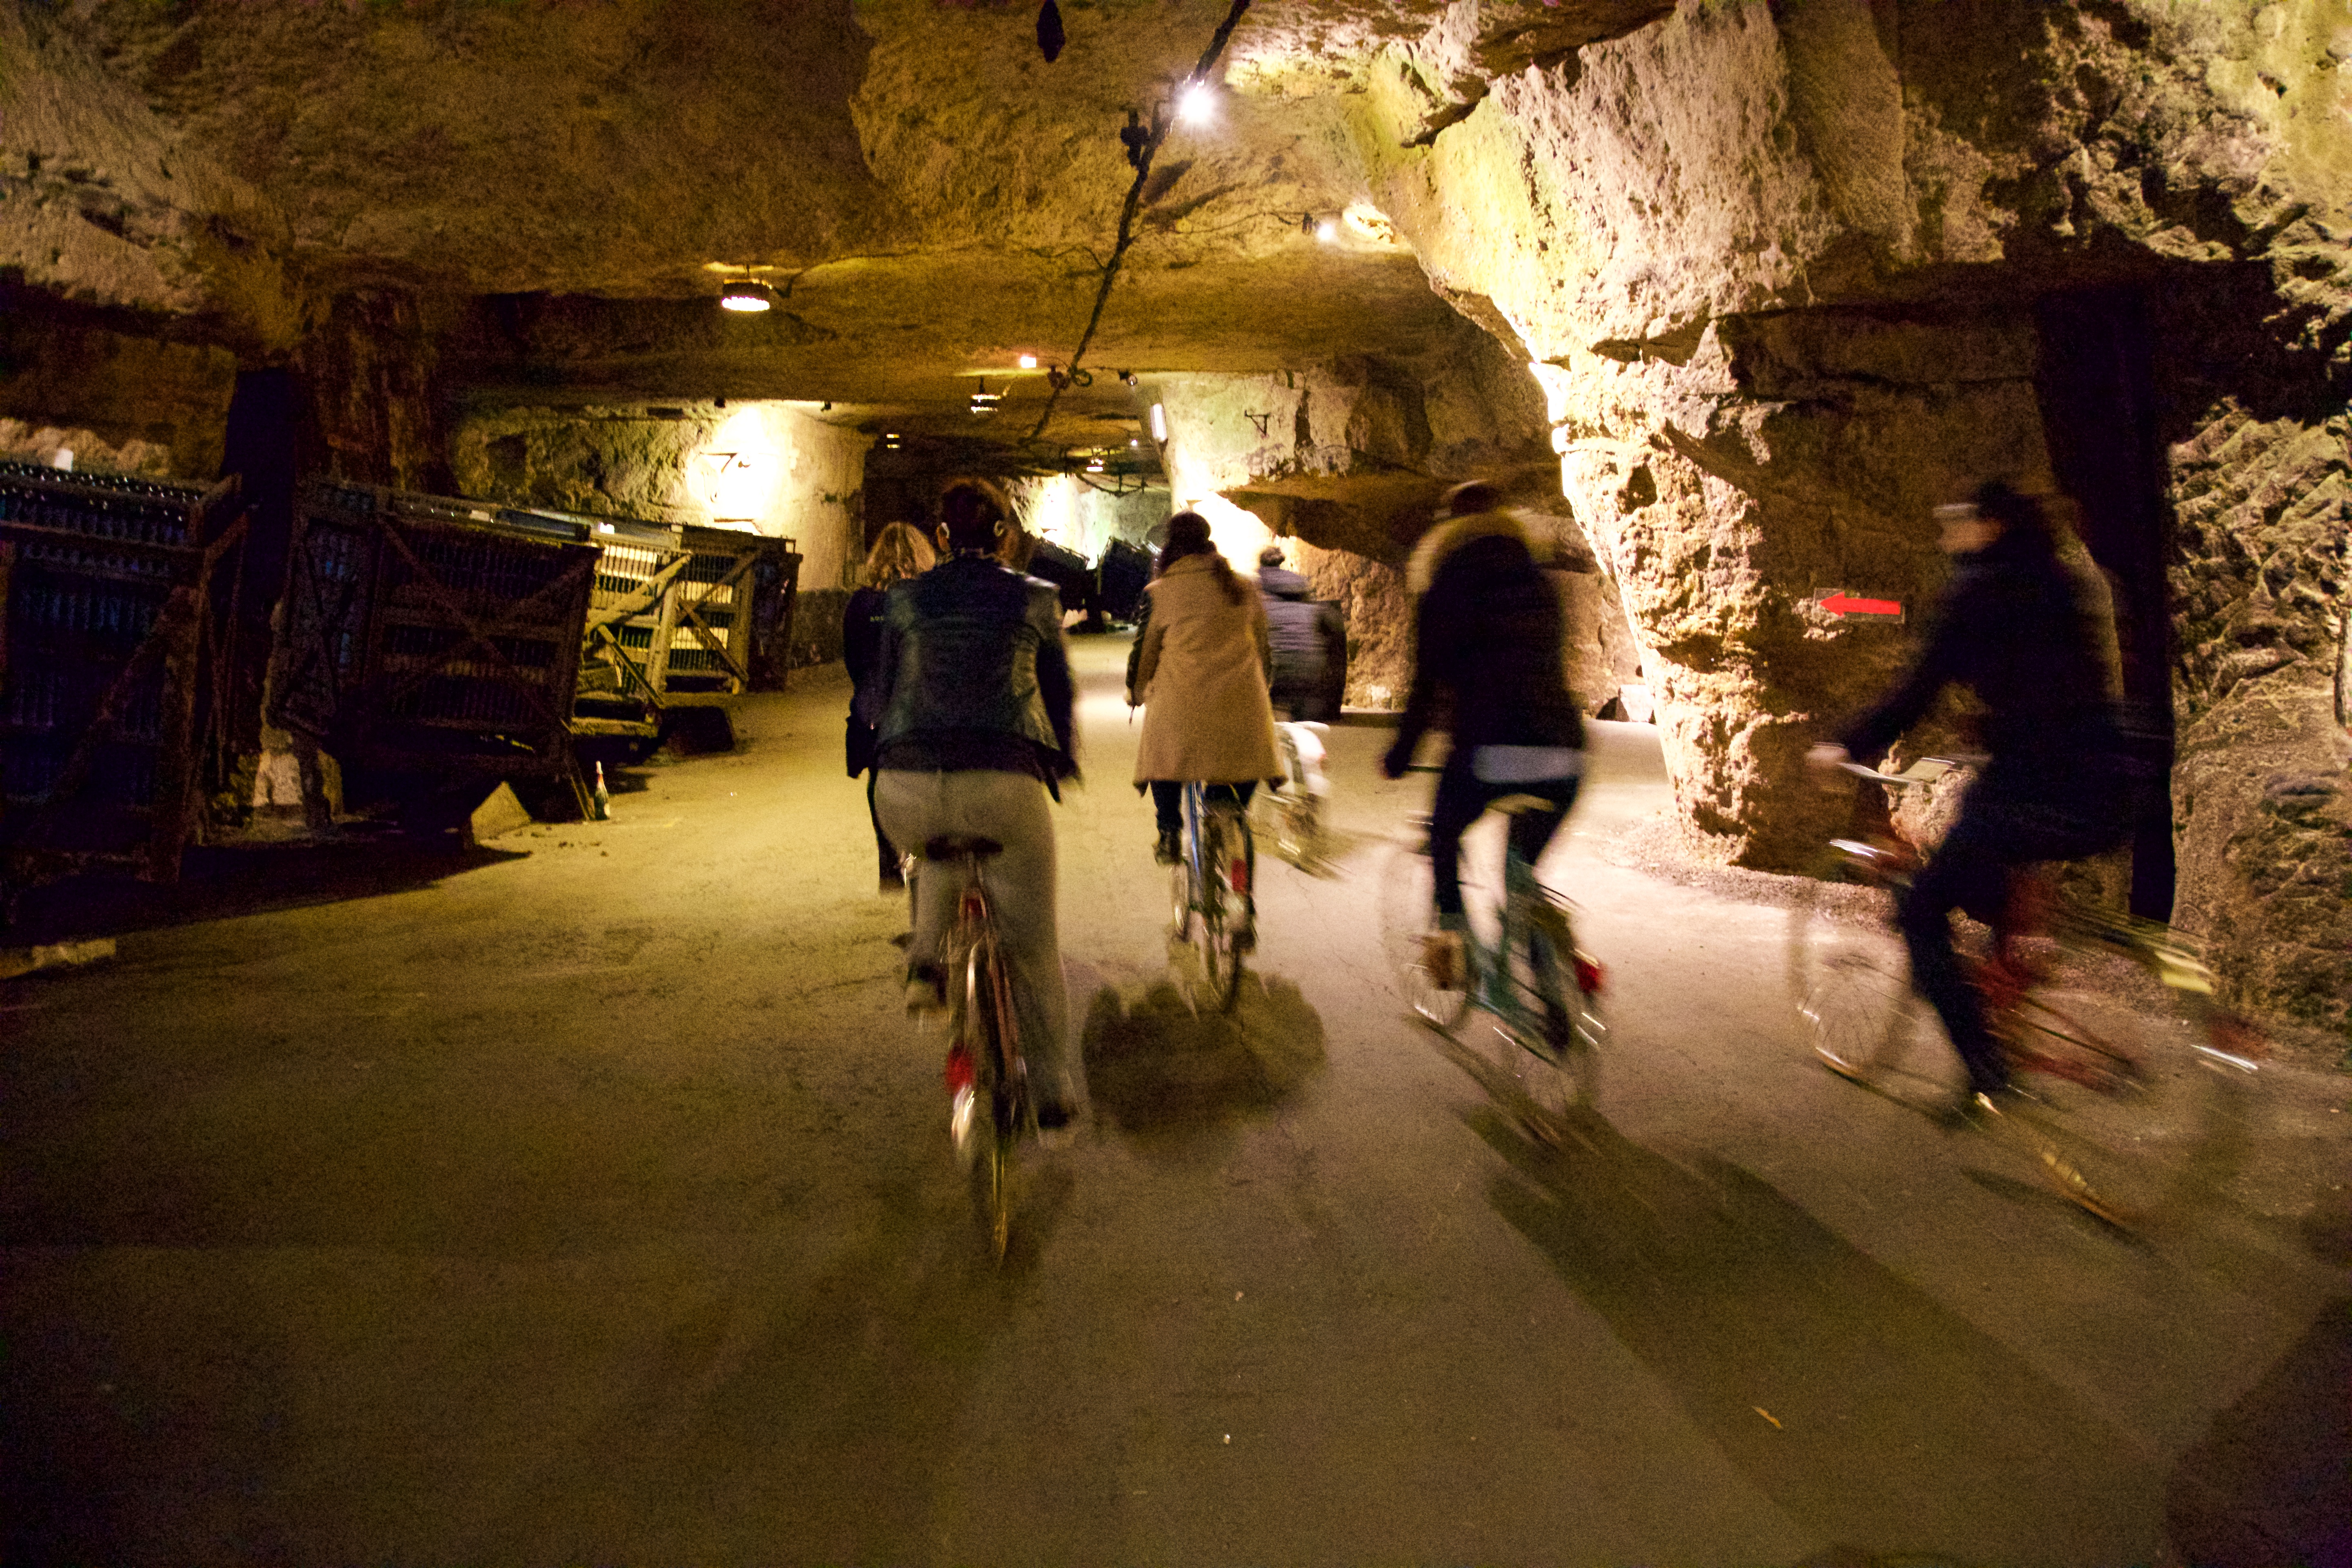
0, 312, 238, 479
1323, 0, 2352, 1031
451, 401, 869, 592
2168, 403, 2352, 1036
1296, 542, 1411, 710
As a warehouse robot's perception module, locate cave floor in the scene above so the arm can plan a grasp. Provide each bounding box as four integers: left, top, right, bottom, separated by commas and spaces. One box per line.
4, 635, 2348, 1567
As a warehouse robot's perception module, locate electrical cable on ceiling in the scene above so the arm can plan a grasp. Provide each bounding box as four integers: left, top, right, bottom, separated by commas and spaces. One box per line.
1025, 0, 1254, 443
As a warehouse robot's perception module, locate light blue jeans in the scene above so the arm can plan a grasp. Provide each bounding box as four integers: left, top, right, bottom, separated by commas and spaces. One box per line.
874, 768, 1079, 1113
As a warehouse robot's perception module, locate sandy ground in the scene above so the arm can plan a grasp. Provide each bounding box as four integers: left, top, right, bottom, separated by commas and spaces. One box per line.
3, 632, 2347, 1566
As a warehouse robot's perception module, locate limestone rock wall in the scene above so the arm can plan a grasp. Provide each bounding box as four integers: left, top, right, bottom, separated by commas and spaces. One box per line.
2168, 403, 2352, 1036
1325, 0, 2351, 1031
452, 401, 869, 592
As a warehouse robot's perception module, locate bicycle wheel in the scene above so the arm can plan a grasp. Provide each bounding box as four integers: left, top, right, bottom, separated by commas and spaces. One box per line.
963, 937, 1018, 1261
1991, 943, 2233, 1227
1788, 865, 1931, 1085
1194, 809, 1250, 1012
1377, 835, 1471, 1029
1497, 896, 1602, 1128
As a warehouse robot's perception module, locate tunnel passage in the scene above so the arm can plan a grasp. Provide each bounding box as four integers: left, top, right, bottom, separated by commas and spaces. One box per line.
2033, 287, 2176, 922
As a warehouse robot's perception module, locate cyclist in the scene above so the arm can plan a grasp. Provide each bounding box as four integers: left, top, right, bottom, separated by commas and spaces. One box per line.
872, 483, 1082, 1130
1807, 480, 2129, 1114
1381, 481, 1586, 990
843, 521, 935, 894
1257, 544, 1345, 721
1129, 511, 1279, 866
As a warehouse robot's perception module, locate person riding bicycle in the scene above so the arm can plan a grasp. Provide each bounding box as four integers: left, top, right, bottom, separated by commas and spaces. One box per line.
1808, 480, 2130, 1115
872, 483, 1082, 1130
844, 521, 936, 894
1381, 481, 1586, 990
1129, 511, 1281, 867
1257, 545, 1346, 722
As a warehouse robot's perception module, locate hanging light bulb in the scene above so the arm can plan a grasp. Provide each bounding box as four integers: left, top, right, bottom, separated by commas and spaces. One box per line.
1177, 80, 1215, 126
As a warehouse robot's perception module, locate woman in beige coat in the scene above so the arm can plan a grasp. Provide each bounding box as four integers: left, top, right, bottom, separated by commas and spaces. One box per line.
1128, 511, 1281, 863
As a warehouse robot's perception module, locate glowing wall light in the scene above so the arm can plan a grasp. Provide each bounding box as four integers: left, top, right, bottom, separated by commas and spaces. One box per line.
719, 278, 775, 313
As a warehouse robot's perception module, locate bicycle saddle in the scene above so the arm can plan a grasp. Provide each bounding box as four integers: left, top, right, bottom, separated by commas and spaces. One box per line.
922, 835, 1004, 861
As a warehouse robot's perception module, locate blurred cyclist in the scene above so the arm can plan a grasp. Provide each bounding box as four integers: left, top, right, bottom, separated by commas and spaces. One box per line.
1129, 511, 1280, 865
1381, 482, 1586, 989
1809, 480, 2129, 1115
1256, 544, 1345, 722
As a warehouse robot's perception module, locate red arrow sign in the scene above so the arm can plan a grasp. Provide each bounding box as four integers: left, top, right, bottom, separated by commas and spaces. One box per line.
1820, 591, 1904, 618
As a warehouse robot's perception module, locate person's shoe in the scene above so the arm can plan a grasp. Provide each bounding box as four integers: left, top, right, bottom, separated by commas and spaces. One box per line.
1035, 1098, 1081, 1151
1154, 827, 1183, 866
904, 968, 947, 1017
1421, 930, 1465, 991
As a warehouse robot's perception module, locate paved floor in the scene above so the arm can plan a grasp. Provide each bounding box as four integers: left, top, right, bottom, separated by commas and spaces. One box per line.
4, 633, 2348, 1566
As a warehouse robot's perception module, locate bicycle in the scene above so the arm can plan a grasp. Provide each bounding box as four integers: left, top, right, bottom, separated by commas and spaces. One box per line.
1256, 719, 1331, 868
922, 832, 1033, 1262
1790, 757, 2262, 1226
1379, 774, 1606, 1136
1169, 781, 1255, 1012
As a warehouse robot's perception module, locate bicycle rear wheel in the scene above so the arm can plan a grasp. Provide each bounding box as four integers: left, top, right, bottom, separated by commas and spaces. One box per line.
1788, 865, 1932, 1085
1498, 895, 1602, 1129
1194, 809, 1252, 1012
962, 937, 1020, 1261
1991, 944, 2233, 1227
1377, 836, 1471, 1029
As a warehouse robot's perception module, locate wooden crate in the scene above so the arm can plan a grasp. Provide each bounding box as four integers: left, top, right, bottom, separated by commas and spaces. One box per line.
0, 461, 245, 899
268, 482, 597, 794
574, 513, 691, 708
667, 525, 801, 694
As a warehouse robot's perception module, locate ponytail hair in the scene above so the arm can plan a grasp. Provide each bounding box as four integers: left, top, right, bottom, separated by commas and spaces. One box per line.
1158, 510, 1244, 605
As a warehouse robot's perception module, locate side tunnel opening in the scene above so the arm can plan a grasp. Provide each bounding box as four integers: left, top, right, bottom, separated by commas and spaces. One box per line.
2032, 287, 2176, 922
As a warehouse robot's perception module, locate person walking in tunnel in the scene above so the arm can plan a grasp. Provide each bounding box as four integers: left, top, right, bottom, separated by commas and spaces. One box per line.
1257, 544, 1347, 722
1128, 512, 1281, 866
1808, 480, 2131, 1118
1381, 481, 1587, 990
844, 521, 936, 894
872, 483, 1082, 1129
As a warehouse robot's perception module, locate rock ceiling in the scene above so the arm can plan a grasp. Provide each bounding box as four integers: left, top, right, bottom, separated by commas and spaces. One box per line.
1, 0, 1672, 452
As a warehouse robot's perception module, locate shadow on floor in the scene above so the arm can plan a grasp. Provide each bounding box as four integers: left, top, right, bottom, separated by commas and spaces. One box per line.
3, 828, 527, 945
1078, 969, 1327, 1146
1477, 1105, 2170, 1565
2164, 1296, 2352, 1568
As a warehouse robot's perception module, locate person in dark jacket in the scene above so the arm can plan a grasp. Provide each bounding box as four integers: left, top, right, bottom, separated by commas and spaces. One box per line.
1810, 480, 2129, 1111
873, 483, 1082, 1127
1381, 483, 1586, 988
1257, 545, 1346, 721
844, 522, 935, 892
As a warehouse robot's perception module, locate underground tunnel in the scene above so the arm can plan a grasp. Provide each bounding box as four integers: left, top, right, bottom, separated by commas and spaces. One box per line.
1, 2, 2348, 1564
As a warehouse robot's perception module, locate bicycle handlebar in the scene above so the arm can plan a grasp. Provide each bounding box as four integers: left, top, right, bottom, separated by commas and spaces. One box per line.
1832, 755, 1980, 789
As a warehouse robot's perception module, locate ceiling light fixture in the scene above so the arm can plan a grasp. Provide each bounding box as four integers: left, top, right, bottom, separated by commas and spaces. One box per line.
1177, 80, 1215, 126
719, 277, 775, 313
1316, 218, 1339, 244
1149, 403, 1168, 443
1019, 354, 1040, 370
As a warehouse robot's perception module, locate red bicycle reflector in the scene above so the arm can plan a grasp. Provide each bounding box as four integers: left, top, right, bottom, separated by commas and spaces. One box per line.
1573, 954, 1605, 995
1229, 859, 1249, 895
944, 1046, 975, 1092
